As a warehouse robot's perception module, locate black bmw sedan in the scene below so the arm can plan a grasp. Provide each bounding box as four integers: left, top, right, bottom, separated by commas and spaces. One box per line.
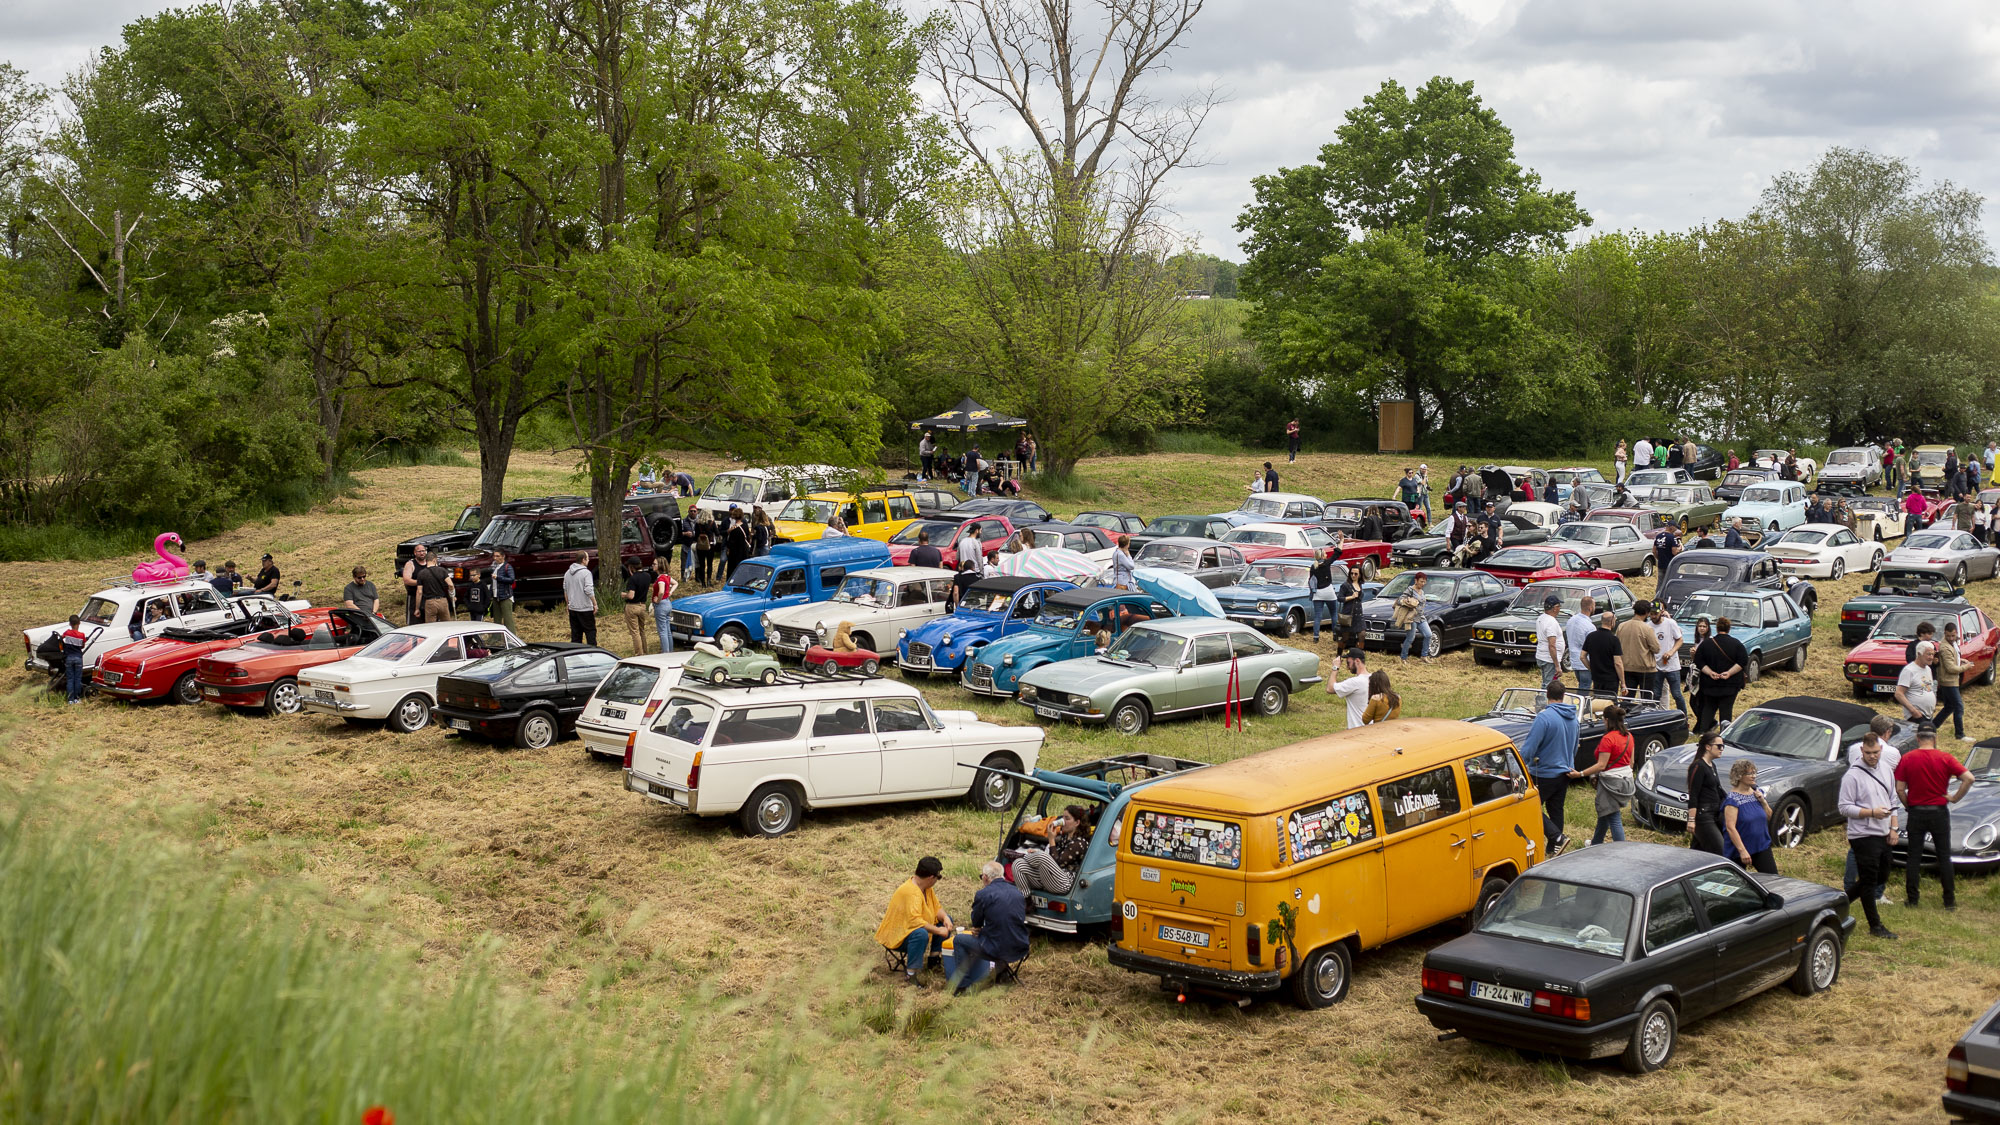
1417, 842, 1853, 1073
435, 642, 620, 749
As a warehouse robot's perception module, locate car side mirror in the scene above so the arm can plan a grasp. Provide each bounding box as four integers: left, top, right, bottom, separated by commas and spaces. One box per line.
1764, 891, 1784, 910
1457, 593, 1473, 604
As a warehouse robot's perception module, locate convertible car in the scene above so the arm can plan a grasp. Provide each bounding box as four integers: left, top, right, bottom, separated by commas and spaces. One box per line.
1849, 496, 1910, 542
1842, 603, 2000, 698
1014, 617, 1322, 735
1838, 564, 1969, 645
1417, 843, 1851, 1073
897, 576, 1075, 675
195, 610, 397, 715
1894, 738, 2000, 874
1356, 568, 1517, 659
93, 597, 335, 705
1471, 687, 1687, 771
1635, 696, 1919, 848
1319, 498, 1416, 542
1884, 529, 2000, 585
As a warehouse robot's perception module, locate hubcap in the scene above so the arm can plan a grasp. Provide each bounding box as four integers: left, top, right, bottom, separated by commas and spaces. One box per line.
273, 684, 298, 713
757, 793, 791, 833
1427, 628, 1442, 658
1260, 685, 1283, 713
1832, 560, 1843, 579
1642, 1012, 1672, 1065
1116, 707, 1143, 734
1811, 938, 1837, 988
524, 716, 553, 747
400, 699, 428, 728
176, 676, 198, 704
1776, 804, 1805, 848
1313, 952, 1343, 997
981, 771, 1012, 807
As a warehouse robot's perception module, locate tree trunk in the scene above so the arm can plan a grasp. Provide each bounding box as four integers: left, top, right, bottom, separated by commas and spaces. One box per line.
591, 452, 634, 609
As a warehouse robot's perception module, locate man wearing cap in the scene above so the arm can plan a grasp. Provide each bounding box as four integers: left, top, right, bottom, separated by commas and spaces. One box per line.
1535, 594, 1566, 690
252, 553, 282, 596
1896, 724, 1975, 910
1327, 648, 1371, 728
1616, 601, 1660, 697
876, 856, 952, 985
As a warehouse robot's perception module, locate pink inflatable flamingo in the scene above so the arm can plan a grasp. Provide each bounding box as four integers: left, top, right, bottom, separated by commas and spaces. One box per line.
133, 532, 190, 583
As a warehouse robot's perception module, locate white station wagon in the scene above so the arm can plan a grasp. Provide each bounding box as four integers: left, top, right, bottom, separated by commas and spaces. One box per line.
575, 652, 694, 760
762, 566, 957, 660
624, 676, 1043, 836
298, 620, 524, 732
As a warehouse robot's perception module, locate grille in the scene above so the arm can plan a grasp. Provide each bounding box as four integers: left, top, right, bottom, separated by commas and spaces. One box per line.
906, 642, 933, 661
965, 663, 995, 690
1037, 689, 1072, 708
774, 626, 817, 649
1503, 630, 1522, 645
671, 611, 701, 631
1872, 664, 1899, 677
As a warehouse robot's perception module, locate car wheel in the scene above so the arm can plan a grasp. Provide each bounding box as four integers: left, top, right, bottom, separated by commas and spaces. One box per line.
1425, 627, 1443, 659
264, 678, 301, 716
514, 709, 558, 750
1638, 735, 1667, 773
1287, 942, 1352, 1009
1770, 795, 1808, 849
1281, 609, 1303, 638
1874, 528, 1884, 543
1622, 998, 1678, 1074
739, 782, 801, 837
1869, 549, 1882, 571
853, 632, 875, 654
716, 623, 750, 651
1640, 555, 1655, 577
1359, 557, 1378, 582
388, 693, 432, 734
1769, 521, 1781, 532
1463, 875, 1511, 933
1255, 675, 1289, 716
1585, 557, 1602, 572
1678, 516, 1690, 534
1790, 642, 1808, 673
1830, 557, 1845, 580
760, 667, 779, 684
1790, 925, 1842, 996
1110, 697, 1150, 736
861, 658, 879, 675
1744, 653, 1762, 683
1980, 659, 1996, 686
171, 671, 200, 706
1471, 652, 1494, 667
969, 752, 1019, 810
1956, 563, 1969, 585
709, 667, 728, 684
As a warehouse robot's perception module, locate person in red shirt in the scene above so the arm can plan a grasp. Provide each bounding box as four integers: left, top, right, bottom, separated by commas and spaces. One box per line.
649, 554, 676, 653
1894, 724, 1975, 909
59, 614, 89, 703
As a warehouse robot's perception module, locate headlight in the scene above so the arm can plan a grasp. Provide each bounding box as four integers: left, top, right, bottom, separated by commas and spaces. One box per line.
761, 614, 772, 631
1020, 685, 1038, 702
815, 623, 829, 637
1845, 662, 1862, 674
1003, 654, 1015, 667
898, 629, 908, 641
1638, 759, 1657, 789
1257, 601, 1277, 614
1967, 823, 1997, 851
941, 634, 953, 646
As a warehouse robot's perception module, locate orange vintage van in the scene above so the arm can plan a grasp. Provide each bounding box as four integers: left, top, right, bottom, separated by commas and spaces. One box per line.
1108, 718, 1541, 1008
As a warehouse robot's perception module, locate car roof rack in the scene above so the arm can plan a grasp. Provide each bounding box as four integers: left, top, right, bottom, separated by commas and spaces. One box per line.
100, 575, 204, 592
706, 666, 886, 690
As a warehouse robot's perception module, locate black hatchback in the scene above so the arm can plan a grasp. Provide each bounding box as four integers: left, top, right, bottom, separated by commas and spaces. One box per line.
435, 643, 621, 749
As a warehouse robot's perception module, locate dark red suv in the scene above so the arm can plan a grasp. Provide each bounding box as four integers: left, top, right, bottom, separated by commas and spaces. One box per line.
436, 501, 657, 609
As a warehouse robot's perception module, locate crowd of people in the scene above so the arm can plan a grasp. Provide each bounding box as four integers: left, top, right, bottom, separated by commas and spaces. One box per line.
915, 430, 1037, 497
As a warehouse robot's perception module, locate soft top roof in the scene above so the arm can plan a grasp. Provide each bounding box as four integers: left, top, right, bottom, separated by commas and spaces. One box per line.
1754, 695, 1877, 729
1042, 587, 1154, 611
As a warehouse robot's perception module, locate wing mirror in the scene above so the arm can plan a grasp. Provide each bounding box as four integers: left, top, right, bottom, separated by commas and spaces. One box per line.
1457, 593, 1474, 604
1764, 891, 1785, 910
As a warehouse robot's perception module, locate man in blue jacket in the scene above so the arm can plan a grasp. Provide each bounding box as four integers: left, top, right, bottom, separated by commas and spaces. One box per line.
1519, 681, 1581, 854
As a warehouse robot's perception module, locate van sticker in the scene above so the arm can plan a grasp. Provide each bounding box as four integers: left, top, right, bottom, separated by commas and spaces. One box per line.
1307, 894, 1321, 915
1169, 879, 1197, 897
1287, 793, 1377, 863
1393, 790, 1442, 819
1292, 887, 1302, 900
1140, 867, 1160, 883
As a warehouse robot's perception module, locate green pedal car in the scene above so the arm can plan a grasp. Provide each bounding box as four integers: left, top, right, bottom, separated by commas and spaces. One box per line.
1014, 617, 1323, 735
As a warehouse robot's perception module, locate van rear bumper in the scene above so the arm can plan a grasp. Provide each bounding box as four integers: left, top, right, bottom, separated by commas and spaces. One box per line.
1107, 944, 1282, 994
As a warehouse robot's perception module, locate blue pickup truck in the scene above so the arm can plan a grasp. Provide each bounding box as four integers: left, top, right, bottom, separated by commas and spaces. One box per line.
667, 538, 891, 649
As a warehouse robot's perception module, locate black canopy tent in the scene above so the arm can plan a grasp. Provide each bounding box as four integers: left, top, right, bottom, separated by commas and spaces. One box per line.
909, 396, 1026, 436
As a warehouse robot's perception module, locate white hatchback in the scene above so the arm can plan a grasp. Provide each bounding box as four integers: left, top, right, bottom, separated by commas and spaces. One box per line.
298, 621, 524, 732
575, 652, 694, 760
624, 676, 1043, 836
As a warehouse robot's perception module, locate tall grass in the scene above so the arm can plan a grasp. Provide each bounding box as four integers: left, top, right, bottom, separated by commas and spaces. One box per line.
1027, 469, 1104, 505
1152, 430, 1246, 457
0, 799, 841, 1125
0, 524, 153, 563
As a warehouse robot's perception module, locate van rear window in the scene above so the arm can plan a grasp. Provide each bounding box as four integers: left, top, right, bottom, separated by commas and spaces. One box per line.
1129, 810, 1242, 870
1287, 793, 1376, 863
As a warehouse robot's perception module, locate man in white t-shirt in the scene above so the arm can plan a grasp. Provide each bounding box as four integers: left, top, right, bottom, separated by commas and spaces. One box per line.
1896, 642, 1937, 721
1634, 437, 1654, 470
1564, 593, 1598, 695
1327, 648, 1371, 728
955, 529, 981, 570
1650, 602, 1685, 712
1845, 719, 1903, 903
1535, 594, 1566, 690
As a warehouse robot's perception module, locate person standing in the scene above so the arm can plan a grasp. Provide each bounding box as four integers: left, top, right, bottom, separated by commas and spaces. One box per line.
1398, 468, 1423, 515
466, 568, 491, 622
1896, 724, 1975, 910
908, 530, 943, 570
1519, 681, 1580, 853
1896, 641, 1938, 723
1692, 617, 1749, 730
1652, 522, 1680, 578
59, 614, 88, 704
1564, 594, 1597, 696
189, 558, 214, 585
751, 507, 775, 558
1394, 572, 1434, 662
210, 560, 240, 597
1686, 731, 1728, 855
1613, 439, 1628, 485
946, 861, 1029, 997
1616, 601, 1660, 697
402, 546, 428, 625
1360, 670, 1400, 723
1108, 534, 1136, 591
1633, 437, 1653, 475
919, 431, 936, 481
650, 555, 675, 653
1286, 418, 1301, 462
1308, 548, 1341, 641
1650, 601, 1686, 712
1026, 434, 1038, 475
723, 506, 752, 576
416, 553, 454, 625
564, 553, 598, 645
1534, 593, 1566, 690
1839, 737, 1901, 939
1262, 462, 1279, 493
1326, 649, 1371, 729
342, 567, 379, 616
1571, 703, 1633, 845
1841, 720, 1902, 902
1582, 611, 1625, 701
1936, 621, 1968, 740
954, 526, 981, 572
492, 557, 517, 631
693, 511, 717, 584
1722, 517, 1747, 551
1722, 760, 1777, 874
621, 557, 653, 656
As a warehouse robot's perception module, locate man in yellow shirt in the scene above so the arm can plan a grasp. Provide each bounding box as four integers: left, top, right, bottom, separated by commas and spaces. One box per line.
875, 856, 952, 984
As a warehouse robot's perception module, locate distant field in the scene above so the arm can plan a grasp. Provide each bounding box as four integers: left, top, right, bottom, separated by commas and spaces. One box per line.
0, 447, 1993, 1123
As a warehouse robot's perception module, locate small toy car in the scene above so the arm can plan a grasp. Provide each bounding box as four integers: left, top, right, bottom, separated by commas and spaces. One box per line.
683, 637, 782, 684
805, 644, 881, 675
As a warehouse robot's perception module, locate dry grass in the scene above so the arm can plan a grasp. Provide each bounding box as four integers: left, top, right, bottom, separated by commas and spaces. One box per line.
0, 448, 1995, 1123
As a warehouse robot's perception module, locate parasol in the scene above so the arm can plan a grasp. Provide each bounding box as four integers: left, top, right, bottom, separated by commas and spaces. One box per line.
1132, 566, 1223, 619
995, 547, 1102, 583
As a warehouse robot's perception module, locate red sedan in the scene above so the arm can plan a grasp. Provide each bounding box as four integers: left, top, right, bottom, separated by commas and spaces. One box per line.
885, 515, 1016, 567
1219, 522, 1393, 580
195, 609, 395, 715
96, 605, 340, 705
1842, 603, 1999, 698
1475, 547, 1625, 589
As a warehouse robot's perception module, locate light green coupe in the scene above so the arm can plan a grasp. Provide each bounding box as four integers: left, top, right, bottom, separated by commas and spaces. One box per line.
1013, 617, 1324, 735
1636, 483, 1728, 533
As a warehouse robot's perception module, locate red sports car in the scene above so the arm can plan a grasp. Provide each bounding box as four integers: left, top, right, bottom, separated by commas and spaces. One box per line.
1218, 522, 1394, 579
1475, 547, 1625, 589
195, 609, 394, 715
885, 515, 1016, 568
96, 603, 340, 705
1842, 603, 2000, 698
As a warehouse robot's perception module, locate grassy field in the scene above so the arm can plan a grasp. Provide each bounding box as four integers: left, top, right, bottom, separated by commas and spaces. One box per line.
1, 446, 1995, 1123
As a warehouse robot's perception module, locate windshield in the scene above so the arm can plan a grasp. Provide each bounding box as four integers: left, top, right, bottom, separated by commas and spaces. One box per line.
702, 474, 761, 503
1827, 450, 1867, 465
1324, 503, 1366, 522
891, 521, 956, 545
1726, 709, 1835, 760
1905, 532, 1955, 550
453, 649, 543, 681
1244, 562, 1310, 586
1235, 497, 1285, 517
1223, 529, 1287, 546
354, 633, 425, 662
1144, 516, 1204, 537
1376, 572, 1451, 603
778, 498, 836, 523
656, 697, 715, 745
1478, 877, 1631, 957
453, 507, 483, 532
1137, 543, 1199, 569
1676, 594, 1760, 623
1917, 450, 1949, 466
1484, 549, 1558, 569
1874, 608, 1957, 640
1668, 562, 1733, 580
726, 562, 774, 593
1105, 627, 1187, 667
1035, 602, 1090, 629
473, 517, 534, 552
1965, 743, 2000, 782
1508, 585, 1587, 613
1741, 486, 1787, 504
1773, 529, 1828, 546
1630, 470, 1670, 482
1652, 487, 1697, 502
598, 663, 663, 705
1723, 471, 1768, 487
831, 576, 896, 605
1553, 524, 1607, 545
1853, 498, 1897, 512
1492, 687, 1547, 712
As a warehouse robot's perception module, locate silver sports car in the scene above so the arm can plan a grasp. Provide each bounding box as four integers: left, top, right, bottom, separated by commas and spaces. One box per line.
1883, 529, 2000, 585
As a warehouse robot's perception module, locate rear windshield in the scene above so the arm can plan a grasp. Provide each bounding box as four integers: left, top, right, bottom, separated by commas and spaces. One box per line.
1236, 497, 1285, 518
703, 474, 761, 503
1137, 543, 1198, 568
1129, 809, 1243, 870
1669, 562, 1732, 579
1478, 877, 1631, 956
453, 649, 544, 681
79, 596, 119, 626
598, 663, 662, 705
353, 633, 425, 662
1144, 516, 1205, 537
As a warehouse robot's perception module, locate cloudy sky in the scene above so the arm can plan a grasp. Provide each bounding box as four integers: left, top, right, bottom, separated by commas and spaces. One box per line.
12, 0, 2000, 257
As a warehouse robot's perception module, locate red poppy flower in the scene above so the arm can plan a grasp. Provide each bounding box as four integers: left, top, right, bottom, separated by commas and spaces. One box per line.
362, 1107, 394, 1125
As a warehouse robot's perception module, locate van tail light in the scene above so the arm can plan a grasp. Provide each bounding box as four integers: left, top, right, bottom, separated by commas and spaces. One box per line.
1947, 1044, 1969, 1093
686, 751, 703, 791
1421, 968, 1466, 996
622, 732, 636, 770
1531, 990, 1590, 1021
1246, 923, 1262, 965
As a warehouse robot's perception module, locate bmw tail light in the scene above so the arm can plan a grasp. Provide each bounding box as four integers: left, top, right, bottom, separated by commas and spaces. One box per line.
686, 751, 703, 791
1421, 968, 1466, 996
622, 732, 636, 770
1948, 1044, 1969, 1093
1531, 990, 1590, 1021
1841, 610, 1866, 622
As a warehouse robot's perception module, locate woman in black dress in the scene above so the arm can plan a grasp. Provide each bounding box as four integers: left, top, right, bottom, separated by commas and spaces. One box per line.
1686, 731, 1729, 855
1692, 615, 1749, 732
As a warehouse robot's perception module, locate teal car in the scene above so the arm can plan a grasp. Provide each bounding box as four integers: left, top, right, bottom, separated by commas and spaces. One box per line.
1720, 481, 1809, 539
1014, 617, 1323, 735
993, 753, 1209, 934
1673, 586, 1815, 682
961, 588, 1170, 697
